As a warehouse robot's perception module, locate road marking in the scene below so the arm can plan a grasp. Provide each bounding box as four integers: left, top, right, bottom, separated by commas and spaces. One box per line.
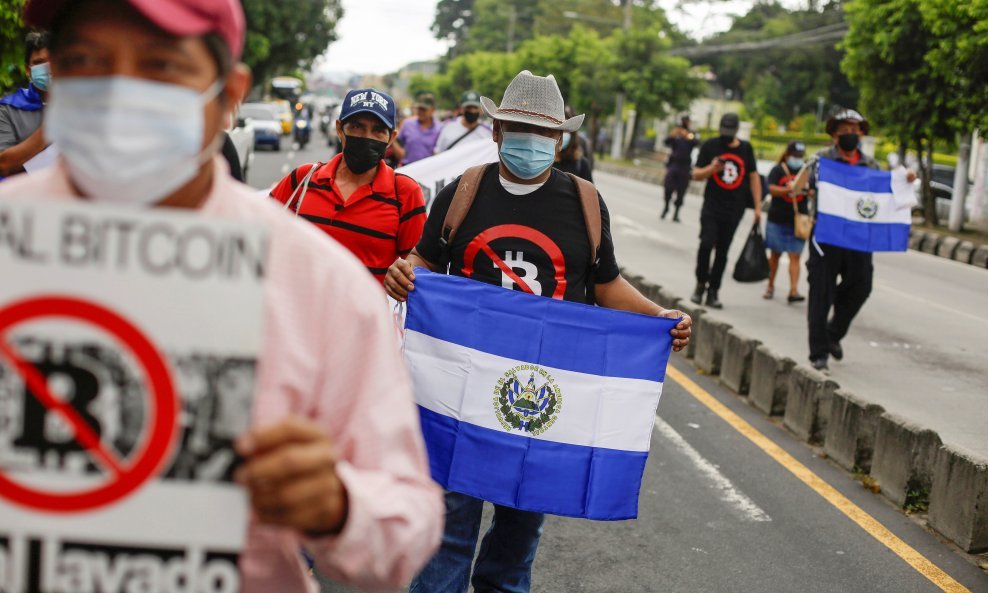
667, 365, 973, 593
874, 282, 988, 326
653, 415, 771, 522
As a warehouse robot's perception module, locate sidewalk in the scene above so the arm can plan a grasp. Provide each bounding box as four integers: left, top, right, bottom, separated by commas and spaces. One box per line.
592, 167, 988, 554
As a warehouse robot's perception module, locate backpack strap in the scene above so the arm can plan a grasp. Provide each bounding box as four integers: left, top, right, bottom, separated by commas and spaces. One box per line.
282, 163, 320, 216
566, 173, 601, 266
565, 172, 601, 304
438, 163, 490, 270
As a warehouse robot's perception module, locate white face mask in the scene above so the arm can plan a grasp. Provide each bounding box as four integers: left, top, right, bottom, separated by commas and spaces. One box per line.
45, 76, 223, 206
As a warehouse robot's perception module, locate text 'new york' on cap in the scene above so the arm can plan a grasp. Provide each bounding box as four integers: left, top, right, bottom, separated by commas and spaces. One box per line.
340, 88, 396, 130
24, 0, 246, 60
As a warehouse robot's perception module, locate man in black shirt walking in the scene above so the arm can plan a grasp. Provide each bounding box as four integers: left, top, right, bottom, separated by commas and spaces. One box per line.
690, 113, 762, 309
662, 114, 699, 222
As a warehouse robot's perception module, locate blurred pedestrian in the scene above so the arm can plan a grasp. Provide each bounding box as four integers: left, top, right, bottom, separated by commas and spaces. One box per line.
271, 88, 426, 285
690, 113, 762, 309
661, 114, 699, 222
434, 90, 491, 153
7, 0, 442, 589
0, 31, 51, 178
764, 141, 809, 302
555, 129, 593, 182
393, 92, 441, 165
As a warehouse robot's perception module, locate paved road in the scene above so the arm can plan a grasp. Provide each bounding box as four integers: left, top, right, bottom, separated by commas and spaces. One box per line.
249, 142, 987, 592
593, 170, 988, 459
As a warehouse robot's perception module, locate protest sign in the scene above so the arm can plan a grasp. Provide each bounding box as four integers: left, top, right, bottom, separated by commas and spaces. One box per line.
0, 198, 268, 593
397, 138, 499, 211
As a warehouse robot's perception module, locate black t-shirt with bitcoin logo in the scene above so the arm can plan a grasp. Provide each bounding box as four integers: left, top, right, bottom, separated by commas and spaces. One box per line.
416, 165, 620, 304
695, 137, 759, 219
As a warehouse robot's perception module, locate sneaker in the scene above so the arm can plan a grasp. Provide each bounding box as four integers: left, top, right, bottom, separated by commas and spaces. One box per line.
811, 356, 830, 373
673, 210, 681, 222
787, 293, 805, 303
690, 284, 705, 305
705, 289, 723, 309
829, 341, 843, 361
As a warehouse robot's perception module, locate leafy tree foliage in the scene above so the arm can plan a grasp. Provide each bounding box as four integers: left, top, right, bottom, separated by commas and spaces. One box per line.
841, 0, 962, 225
0, 0, 27, 94
241, 0, 343, 86
695, 1, 857, 124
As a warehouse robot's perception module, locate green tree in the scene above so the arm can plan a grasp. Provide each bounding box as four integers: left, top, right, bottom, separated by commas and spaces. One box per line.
919, 0, 988, 132
432, 0, 475, 59
1, 0, 27, 94
841, 0, 957, 226
613, 28, 705, 153
696, 1, 857, 124
241, 0, 343, 86
461, 0, 537, 54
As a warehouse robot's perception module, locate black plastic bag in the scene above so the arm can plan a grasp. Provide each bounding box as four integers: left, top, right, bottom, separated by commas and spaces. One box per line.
733, 223, 770, 283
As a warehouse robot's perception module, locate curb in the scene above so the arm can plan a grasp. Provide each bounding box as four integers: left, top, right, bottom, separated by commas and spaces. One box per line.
624, 268, 988, 553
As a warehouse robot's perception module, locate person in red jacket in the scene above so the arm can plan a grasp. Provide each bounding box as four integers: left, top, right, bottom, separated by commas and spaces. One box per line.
271, 88, 426, 284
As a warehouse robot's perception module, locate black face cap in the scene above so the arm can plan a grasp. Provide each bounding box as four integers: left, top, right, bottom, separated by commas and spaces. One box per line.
719, 112, 739, 136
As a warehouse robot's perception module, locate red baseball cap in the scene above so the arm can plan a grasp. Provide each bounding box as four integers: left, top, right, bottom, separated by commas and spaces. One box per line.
24, 0, 245, 60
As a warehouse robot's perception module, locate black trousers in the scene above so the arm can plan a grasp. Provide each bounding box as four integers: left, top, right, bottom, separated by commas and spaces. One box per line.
806, 241, 874, 360
695, 213, 742, 291
663, 164, 691, 209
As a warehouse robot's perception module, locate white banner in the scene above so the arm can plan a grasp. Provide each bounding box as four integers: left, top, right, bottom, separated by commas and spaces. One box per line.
0, 199, 267, 593
397, 138, 499, 211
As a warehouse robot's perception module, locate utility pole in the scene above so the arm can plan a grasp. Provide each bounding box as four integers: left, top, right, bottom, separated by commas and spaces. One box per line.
948, 132, 972, 232
609, 0, 632, 161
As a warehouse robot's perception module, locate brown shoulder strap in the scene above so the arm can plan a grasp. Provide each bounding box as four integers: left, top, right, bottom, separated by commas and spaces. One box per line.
441, 164, 489, 248
567, 173, 601, 265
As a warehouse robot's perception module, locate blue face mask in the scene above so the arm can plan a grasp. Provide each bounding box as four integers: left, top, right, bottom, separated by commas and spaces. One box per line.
499, 131, 558, 180
30, 62, 50, 92
786, 157, 804, 171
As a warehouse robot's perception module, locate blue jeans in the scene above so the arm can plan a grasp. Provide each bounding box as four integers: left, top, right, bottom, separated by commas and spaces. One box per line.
410, 491, 545, 593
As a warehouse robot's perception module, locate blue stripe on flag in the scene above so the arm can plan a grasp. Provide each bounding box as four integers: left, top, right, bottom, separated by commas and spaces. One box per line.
406, 269, 677, 383
818, 158, 891, 193
419, 406, 647, 520
815, 212, 910, 252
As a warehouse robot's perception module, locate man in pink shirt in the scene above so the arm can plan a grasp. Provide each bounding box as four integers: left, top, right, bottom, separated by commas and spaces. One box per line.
2, 0, 443, 590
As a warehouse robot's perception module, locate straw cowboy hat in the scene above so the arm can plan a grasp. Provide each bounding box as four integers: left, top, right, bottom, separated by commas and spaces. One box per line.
480, 70, 585, 133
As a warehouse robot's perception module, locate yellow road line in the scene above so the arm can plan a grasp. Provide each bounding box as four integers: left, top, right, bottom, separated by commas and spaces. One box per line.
666, 365, 972, 593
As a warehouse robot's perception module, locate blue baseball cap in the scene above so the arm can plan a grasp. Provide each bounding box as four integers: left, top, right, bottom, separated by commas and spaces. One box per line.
340, 88, 396, 130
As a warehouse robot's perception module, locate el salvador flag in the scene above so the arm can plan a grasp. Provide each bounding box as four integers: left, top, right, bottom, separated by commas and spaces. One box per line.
815, 158, 915, 252
404, 269, 677, 520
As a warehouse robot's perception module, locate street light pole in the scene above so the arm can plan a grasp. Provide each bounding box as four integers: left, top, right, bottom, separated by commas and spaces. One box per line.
609, 0, 632, 161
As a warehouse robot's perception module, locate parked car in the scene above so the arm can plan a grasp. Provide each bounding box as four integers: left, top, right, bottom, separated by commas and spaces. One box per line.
916, 164, 975, 221
226, 108, 255, 182
241, 103, 283, 151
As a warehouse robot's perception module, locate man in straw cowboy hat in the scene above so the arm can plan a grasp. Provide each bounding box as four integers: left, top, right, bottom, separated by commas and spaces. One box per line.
386, 70, 692, 593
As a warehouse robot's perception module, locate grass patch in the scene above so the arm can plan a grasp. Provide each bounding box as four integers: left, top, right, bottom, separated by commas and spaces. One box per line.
904, 482, 931, 515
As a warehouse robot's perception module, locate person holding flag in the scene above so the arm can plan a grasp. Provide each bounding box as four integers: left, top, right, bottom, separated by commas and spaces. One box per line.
804, 108, 917, 372
385, 70, 691, 593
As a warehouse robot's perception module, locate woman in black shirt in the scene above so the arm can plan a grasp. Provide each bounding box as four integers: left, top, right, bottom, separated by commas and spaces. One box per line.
764, 141, 810, 302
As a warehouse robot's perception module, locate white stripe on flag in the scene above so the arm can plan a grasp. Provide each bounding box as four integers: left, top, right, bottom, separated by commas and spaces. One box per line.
817, 180, 912, 225
404, 330, 663, 453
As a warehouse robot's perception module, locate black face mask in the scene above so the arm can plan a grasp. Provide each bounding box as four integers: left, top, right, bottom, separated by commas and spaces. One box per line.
719, 134, 735, 144
342, 134, 388, 173
837, 133, 860, 152
463, 111, 480, 124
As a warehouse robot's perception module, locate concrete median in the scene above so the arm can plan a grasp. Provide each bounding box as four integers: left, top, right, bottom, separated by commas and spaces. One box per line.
870, 413, 942, 509
783, 366, 839, 444
719, 329, 760, 395
694, 317, 731, 376
824, 391, 885, 473
928, 446, 988, 553
748, 345, 795, 416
